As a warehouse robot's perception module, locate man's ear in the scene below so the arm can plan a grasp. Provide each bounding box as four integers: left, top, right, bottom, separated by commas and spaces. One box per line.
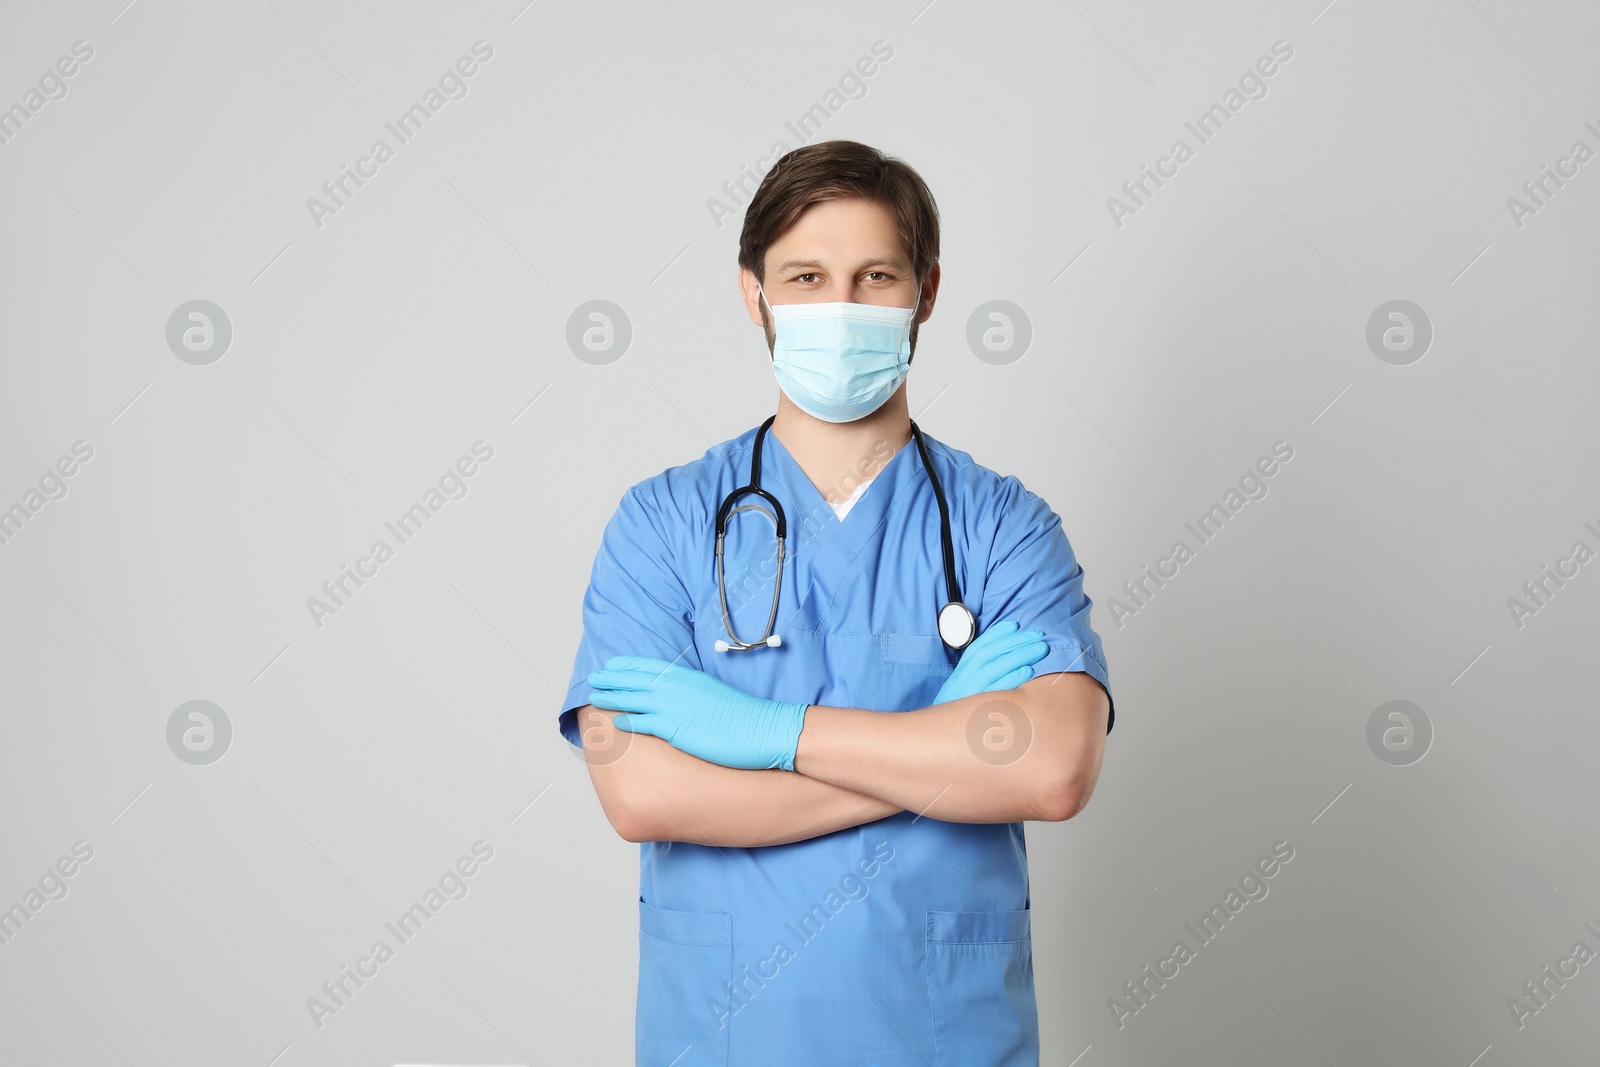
739, 267, 767, 327
916, 261, 942, 325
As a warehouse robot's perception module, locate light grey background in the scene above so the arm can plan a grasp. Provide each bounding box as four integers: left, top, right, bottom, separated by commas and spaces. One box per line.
2, 0, 1596, 1064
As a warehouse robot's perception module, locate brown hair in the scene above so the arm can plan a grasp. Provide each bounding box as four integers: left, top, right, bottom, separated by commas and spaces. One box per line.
738, 140, 940, 305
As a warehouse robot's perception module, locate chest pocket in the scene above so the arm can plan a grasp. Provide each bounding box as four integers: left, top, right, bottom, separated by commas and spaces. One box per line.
879, 632, 957, 712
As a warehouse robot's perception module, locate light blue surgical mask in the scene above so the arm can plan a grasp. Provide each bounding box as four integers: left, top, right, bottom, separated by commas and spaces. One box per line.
759, 282, 922, 423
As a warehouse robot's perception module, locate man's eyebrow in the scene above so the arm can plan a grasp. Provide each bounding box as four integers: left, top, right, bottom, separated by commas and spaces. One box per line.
772, 256, 911, 275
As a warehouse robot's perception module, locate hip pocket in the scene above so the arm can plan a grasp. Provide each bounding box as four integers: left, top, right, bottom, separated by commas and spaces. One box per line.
924, 908, 1039, 1067
638, 900, 733, 1067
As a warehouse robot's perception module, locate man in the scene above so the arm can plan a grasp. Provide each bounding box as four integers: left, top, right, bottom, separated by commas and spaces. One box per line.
559, 140, 1114, 1066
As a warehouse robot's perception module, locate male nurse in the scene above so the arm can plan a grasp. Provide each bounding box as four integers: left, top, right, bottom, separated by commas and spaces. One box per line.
561, 139, 1114, 1067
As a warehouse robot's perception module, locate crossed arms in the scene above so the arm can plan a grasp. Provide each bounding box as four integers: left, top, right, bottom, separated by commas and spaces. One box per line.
572, 669, 1109, 848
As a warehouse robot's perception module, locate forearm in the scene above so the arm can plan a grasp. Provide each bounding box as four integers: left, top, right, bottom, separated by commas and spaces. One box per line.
792, 673, 1108, 824
575, 706, 901, 847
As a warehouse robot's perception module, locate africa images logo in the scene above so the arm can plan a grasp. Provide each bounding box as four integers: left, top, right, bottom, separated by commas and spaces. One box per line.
1106, 40, 1295, 229
304, 441, 494, 628
1108, 840, 1296, 1028
1107, 441, 1295, 628
305, 41, 494, 229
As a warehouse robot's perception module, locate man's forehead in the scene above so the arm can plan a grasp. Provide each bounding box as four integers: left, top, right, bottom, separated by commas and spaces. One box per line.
762, 197, 912, 274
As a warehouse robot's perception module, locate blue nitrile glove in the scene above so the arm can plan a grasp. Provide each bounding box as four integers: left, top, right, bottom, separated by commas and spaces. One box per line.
587, 656, 809, 771
933, 619, 1049, 705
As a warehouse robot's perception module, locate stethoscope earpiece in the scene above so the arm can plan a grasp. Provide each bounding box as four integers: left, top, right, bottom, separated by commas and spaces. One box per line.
714, 633, 783, 654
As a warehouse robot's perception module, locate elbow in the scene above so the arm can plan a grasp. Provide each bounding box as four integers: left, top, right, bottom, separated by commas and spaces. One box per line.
1016, 674, 1109, 822
602, 792, 660, 843
1031, 754, 1096, 822
613, 815, 652, 844
603, 795, 641, 841
576, 709, 661, 842
1033, 775, 1088, 822
589, 772, 661, 842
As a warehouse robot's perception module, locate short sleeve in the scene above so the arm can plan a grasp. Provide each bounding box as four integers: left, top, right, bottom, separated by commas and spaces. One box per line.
978, 477, 1115, 734
558, 485, 702, 746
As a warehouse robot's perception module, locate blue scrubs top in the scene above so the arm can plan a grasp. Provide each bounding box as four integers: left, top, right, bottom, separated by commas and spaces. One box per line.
561, 423, 1113, 1067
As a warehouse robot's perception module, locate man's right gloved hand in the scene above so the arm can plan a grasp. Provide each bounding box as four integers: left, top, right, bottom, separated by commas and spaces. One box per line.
932, 619, 1049, 705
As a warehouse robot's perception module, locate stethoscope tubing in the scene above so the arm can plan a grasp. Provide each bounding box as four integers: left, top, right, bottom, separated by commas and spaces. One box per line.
909, 420, 961, 611
715, 415, 969, 652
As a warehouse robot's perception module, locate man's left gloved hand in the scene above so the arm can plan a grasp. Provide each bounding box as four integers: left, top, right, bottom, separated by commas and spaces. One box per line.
587, 656, 809, 771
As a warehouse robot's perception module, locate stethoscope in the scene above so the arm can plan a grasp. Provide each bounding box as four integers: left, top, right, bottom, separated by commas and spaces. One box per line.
713, 415, 977, 653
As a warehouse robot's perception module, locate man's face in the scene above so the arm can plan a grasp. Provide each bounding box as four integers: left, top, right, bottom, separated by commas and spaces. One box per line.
747, 197, 928, 356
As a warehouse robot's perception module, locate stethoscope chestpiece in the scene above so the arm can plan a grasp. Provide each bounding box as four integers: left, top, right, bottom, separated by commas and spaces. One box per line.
938, 601, 976, 652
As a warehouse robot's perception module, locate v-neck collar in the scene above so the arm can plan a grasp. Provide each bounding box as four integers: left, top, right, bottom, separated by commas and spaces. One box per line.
829, 473, 876, 520
759, 422, 924, 570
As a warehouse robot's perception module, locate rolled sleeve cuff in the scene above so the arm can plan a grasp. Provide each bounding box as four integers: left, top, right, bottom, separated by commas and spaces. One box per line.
559, 681, 597, 748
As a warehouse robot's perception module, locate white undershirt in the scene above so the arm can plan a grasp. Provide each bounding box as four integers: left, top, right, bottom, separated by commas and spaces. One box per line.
828, 475, 877, 520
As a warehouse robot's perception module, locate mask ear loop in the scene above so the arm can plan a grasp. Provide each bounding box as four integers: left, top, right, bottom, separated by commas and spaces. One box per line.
757, 282, 781, 365
905, 279, 923, 358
